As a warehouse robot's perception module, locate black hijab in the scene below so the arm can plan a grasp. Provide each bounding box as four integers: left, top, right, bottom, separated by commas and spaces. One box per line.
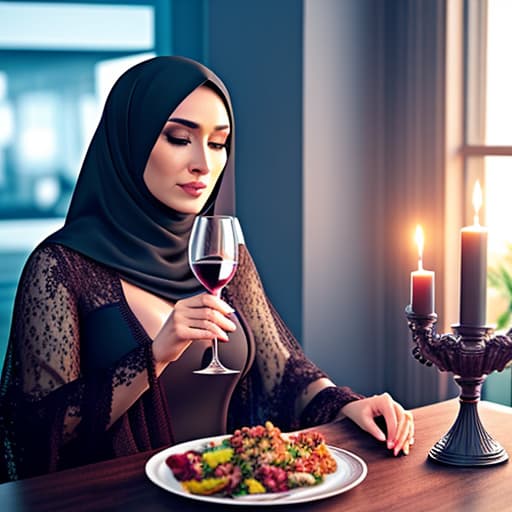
46, 56, 235, 301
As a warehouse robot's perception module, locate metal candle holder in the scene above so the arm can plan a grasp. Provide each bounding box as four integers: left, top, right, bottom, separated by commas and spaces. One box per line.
405, 305, 512, 466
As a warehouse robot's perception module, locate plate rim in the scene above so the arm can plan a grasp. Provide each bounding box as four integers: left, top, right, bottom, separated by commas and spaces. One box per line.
145, 433, 368, 506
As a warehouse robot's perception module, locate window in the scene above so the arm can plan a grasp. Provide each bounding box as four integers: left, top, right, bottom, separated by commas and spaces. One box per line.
0, 1, 155, 222
465, 0, 512, 404
0, 1, 158, 364
465, 0, 512, 327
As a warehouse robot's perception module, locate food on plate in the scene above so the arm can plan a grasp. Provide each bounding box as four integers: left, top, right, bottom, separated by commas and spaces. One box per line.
165, 421, 337, 497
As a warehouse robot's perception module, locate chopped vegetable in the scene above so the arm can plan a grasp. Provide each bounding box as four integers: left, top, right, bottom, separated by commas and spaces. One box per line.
165, 421, 337, 498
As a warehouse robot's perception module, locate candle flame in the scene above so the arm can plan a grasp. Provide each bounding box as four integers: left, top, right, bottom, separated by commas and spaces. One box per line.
473, 180, 483, 225
415, 225, 424, 270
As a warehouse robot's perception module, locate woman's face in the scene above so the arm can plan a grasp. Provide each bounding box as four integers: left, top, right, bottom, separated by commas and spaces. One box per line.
143, 85, 230, 214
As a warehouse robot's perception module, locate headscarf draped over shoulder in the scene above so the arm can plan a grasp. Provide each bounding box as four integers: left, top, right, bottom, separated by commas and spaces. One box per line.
46, 56, 235, 301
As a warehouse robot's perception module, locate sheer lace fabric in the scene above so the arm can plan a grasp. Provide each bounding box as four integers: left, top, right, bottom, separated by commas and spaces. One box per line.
0, 243, 362, 481
225, 246, 363, 430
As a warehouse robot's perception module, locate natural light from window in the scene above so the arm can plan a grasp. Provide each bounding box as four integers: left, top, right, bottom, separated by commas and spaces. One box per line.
485, 0, 512, 327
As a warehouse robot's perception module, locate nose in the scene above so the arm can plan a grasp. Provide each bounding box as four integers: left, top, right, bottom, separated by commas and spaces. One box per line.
189, 143, 210, 175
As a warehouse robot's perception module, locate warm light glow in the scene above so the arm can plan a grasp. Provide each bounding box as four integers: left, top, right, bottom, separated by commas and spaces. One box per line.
473, 180, 483, 225
486, 158, 512, 257
415, 225, 424, 270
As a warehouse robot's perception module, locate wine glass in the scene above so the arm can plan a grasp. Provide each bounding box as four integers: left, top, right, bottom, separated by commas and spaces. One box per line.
189, 215, 240, 374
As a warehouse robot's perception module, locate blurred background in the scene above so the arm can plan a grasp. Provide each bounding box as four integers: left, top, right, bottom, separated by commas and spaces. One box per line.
0, 0, 511, 409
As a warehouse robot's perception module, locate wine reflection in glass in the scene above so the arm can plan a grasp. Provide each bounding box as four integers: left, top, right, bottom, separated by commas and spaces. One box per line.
189, 215, 240, 375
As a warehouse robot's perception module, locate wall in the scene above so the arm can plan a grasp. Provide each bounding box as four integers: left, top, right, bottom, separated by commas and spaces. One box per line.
204, 0, 450, 404
207, 0, 304, 341
303, 0, 380, 394
205, 2, 383, 398
0, 0, 455, 406
203, 0, 387, 396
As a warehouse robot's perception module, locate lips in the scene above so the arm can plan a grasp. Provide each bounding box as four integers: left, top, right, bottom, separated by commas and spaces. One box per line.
179, 181, 207, 198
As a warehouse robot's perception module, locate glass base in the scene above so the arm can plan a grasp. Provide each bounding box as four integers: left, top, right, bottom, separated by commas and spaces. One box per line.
193, 361, 240, 375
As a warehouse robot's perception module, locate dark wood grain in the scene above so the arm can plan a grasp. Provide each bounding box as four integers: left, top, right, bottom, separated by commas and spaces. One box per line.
1, 399, 511, 511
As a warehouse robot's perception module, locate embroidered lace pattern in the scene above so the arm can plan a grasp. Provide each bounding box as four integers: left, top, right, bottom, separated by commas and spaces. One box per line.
225, 246, 362, 431
0, 243, 362, 481
0, 245, 151, 481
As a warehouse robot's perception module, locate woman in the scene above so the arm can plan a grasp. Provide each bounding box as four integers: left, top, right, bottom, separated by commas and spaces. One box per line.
0, 56, 413, 481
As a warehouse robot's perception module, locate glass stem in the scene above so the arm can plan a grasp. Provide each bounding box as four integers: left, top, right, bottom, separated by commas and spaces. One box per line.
211, 289, 222, 364
211, 338, 220, 364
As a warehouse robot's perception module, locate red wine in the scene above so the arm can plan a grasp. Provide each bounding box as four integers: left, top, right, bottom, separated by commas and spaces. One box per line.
191, 256, 237, 294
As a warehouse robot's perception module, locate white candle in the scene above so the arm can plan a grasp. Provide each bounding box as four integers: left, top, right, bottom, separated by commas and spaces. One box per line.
460, 181, 488, 326
411, 225, 435, 315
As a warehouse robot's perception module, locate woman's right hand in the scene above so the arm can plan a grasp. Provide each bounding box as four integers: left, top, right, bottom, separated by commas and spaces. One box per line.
151, 292, 236, 370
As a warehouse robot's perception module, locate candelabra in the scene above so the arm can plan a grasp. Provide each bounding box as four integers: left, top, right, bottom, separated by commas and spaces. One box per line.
405, 305, 512, 466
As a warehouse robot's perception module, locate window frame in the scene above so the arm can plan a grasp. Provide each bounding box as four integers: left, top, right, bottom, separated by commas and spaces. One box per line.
463, 0, 512, 177
462, 0, 512, 405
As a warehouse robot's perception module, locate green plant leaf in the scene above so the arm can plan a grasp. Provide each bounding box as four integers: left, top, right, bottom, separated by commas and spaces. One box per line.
488, 268, 503, 288
501, 267, 512, 296
488, 250, 512, 328
497, 309, 512, 330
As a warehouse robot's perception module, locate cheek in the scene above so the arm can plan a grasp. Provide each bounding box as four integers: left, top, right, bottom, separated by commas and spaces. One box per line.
212, 152, 228, 177
202, 154, 227, 199
151, 147, 171, 174
210, 155, 227, 185
144, 145, 180, 182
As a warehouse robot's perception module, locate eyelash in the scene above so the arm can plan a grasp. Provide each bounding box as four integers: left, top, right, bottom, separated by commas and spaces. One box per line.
166, 134, 189, 146
209, 142, 227, 151
165, 134, 227, 151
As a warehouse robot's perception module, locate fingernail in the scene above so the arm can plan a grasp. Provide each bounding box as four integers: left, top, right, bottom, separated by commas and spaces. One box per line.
387, 440, 394, 450
404, 445, 410, 455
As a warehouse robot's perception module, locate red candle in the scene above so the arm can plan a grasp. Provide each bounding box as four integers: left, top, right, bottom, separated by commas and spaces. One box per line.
410, 225, 435, 315
459, 181, 488, 326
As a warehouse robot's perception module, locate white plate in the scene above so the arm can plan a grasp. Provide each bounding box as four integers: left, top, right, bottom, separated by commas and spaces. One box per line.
145, 434, 367, 506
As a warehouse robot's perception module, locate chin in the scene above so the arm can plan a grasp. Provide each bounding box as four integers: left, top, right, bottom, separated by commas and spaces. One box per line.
169, 200, 207, 215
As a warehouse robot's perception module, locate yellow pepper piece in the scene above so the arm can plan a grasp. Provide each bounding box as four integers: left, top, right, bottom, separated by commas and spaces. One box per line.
244, 478, 266, 494
182, 477, 229, 495
202, 448, 234, 468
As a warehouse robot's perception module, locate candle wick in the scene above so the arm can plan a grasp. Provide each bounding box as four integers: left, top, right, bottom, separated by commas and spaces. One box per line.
473, 213, 480, 226
418, 257, 424, 271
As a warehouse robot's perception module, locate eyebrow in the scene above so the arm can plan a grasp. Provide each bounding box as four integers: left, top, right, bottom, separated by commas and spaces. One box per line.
167, 117, 230, 131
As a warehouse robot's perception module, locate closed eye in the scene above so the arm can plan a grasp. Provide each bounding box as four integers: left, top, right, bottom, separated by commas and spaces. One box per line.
209, 141, 227, 150
165, 134, 190, 146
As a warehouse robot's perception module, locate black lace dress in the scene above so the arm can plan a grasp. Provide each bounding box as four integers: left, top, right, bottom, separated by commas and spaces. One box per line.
0, 243, 362, 481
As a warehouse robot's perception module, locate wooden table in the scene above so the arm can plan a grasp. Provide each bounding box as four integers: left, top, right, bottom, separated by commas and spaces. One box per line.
1, 399, 511, 511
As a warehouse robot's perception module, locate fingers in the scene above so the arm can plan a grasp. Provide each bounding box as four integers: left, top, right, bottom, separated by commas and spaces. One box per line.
182, 292, 235, 316
196, 293, 236, 317
370, 393, 415, 456
185, 308, 236, 341
340, 394, 414, 457
384, 400, 413, 456
373, 393, 399, 450
341, 396, 390, 443
392, 408, 414, 455
174, 293, 236, 341
359, 418, 387, 443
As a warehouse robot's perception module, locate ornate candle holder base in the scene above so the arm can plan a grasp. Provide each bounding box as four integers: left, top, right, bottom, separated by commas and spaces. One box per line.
428, 398, 507, 466
405, 306, 512, 467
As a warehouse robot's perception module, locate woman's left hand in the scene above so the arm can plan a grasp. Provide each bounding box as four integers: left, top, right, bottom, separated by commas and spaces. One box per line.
340, 392, 414, 456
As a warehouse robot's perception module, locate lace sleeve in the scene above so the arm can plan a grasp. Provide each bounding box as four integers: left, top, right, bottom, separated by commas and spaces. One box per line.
299, 386, 364, 427
0, 245, 148, 481
226, 245, 364, 431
